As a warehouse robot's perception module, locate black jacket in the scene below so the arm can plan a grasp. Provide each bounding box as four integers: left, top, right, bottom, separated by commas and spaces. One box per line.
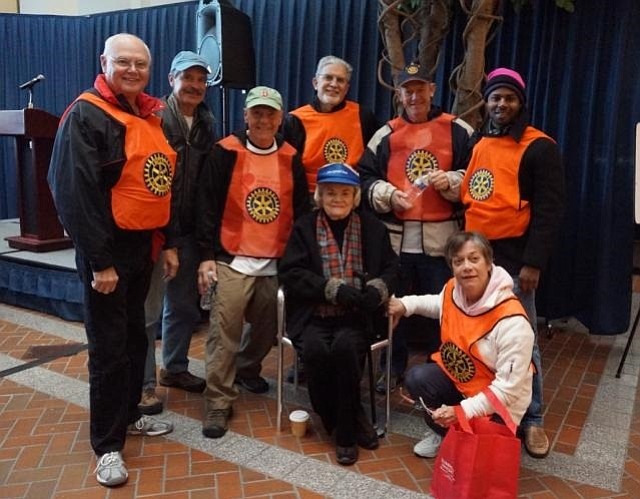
47, 77, 174, 271
278, 209, 399, 345
469, 110, 565, 274
196, 130, 310, 264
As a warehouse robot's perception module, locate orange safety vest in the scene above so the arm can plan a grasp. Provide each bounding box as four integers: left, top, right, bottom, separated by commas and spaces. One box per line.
386, 114, 455, 222
219, 136, 296, 258
77, 92, 177, 230
461, 127, 551, 239
432, 278, 528, 397
290, 101, 364, 192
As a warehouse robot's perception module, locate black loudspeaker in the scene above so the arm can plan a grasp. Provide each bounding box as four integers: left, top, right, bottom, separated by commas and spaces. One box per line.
196, 0, 256, 89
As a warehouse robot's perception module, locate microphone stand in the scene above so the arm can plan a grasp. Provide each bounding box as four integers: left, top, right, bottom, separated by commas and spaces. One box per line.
27, 89, 34, 109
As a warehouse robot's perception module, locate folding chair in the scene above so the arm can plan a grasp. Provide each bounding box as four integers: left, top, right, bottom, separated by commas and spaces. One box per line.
276, 286, 394, 435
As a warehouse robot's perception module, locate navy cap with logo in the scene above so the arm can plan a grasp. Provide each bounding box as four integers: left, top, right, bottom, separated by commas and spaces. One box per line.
395, 62, 431, 87
316, 163, 360, 186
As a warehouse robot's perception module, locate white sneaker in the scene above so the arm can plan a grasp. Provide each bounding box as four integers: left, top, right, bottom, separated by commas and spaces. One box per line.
413, 428, 443, 458
95, 451, 128, 487
127, 415, 173, 436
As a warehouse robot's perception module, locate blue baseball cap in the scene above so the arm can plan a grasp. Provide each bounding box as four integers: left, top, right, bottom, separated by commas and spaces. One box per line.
316, 163, 360, 186
170, 51, 211, 73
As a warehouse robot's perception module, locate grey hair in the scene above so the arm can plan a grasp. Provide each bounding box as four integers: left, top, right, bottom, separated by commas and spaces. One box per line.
316, 55, 353, 81
313, 183, 361, 209
444, 231, 493, 269
103, 33, 151, 60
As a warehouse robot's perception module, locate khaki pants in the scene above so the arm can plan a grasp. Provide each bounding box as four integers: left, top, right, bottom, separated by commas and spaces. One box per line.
204, 264, 277, 409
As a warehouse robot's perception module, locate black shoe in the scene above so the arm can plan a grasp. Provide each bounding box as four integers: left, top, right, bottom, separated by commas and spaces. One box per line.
235, 376, 269, 394
356, 410, 379, 450
159, 369, 206, 393
336, 444, 359, 465
202, 407, 232, 438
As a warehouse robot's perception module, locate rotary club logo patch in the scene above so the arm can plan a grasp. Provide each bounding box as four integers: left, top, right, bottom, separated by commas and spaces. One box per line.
440, 341, 475, 383
246, 187, 280, 224
144, 152, 173, 196
405, 63, 420, 75
323, 138, 348, 163
405, 149, 438, 182
468, 168, 494, 201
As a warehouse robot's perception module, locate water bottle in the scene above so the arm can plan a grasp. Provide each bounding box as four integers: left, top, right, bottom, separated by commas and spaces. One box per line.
200, 271, 216, 310
404, 174, 431, 204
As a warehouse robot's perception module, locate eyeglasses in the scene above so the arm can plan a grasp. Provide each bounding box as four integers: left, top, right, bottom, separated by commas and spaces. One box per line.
110, 57, 150, 71
316, 73, 348, 86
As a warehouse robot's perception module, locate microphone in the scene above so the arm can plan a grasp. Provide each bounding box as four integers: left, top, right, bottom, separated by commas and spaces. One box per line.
19, 74, 45, 90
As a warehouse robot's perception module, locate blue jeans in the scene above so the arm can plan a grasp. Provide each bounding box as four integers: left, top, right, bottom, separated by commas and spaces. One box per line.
513, 276, 544, 427
382, 252, 451, 377
143, 235, 201, 388
161, 236, 201, 374
143, 258, 165, 389
404, 362, 464, 436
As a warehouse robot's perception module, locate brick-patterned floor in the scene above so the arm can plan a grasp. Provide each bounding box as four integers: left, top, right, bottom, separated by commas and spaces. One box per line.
1, 305, 639, 498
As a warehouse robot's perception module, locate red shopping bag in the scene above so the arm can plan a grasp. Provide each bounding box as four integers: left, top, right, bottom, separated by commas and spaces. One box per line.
430, 388, 521, 499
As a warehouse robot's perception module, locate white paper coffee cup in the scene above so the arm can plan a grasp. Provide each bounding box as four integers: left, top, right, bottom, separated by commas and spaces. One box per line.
289, 410, 310, 437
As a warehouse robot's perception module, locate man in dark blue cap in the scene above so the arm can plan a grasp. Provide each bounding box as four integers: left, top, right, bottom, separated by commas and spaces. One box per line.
140, 50, 216, 415
359, 62, 473, 417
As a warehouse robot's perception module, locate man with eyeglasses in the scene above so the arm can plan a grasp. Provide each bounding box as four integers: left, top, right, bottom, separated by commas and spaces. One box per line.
48, 33, 175, 487
359, 62, 473, 410
139, 51, 216, 416
283, 55, 380, 193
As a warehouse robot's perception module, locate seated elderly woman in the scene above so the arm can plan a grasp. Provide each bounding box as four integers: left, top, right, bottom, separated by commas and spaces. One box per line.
388, 231, 534, 459
279, 163, 398, 466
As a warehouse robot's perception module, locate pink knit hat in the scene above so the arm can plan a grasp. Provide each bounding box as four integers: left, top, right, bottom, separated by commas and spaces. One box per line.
483, 68, 526, 104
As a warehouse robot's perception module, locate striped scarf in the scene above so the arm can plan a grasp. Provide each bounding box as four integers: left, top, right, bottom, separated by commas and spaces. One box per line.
316, 210, 363, 289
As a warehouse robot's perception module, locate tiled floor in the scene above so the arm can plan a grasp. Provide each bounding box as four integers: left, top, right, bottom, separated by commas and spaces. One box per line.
1, 298, 640, 498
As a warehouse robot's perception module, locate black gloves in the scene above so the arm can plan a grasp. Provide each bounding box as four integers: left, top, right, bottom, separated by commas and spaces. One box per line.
361, 285, 381, 312
336, 284, 381, 312
336, 284, 362, 308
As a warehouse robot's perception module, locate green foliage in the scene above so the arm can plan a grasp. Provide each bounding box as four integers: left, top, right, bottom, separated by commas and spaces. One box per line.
398, 0, 575, 14
398, 0, 423, 14
512, 0, 575, 13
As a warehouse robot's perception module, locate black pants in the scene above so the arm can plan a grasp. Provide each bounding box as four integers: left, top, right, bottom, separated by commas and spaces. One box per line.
302, 318, 368, 446
76, 236, 152, 455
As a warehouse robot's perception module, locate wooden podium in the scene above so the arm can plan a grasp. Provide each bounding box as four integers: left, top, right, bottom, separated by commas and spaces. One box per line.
0, 108, 72, 252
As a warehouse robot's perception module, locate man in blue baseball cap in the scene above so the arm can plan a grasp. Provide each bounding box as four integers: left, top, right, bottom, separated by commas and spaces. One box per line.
279, 163, 398, 465
140, 50, 216, 415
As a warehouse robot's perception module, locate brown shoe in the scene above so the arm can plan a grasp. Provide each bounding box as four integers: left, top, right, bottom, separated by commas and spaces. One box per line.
524, 425, 550, 458
159, 369, 206, 393
202, 406, 233, 439
138, 388, 163, 415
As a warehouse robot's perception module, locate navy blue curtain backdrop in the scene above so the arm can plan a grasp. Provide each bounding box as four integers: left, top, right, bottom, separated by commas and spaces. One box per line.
0, 0, 638, 334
